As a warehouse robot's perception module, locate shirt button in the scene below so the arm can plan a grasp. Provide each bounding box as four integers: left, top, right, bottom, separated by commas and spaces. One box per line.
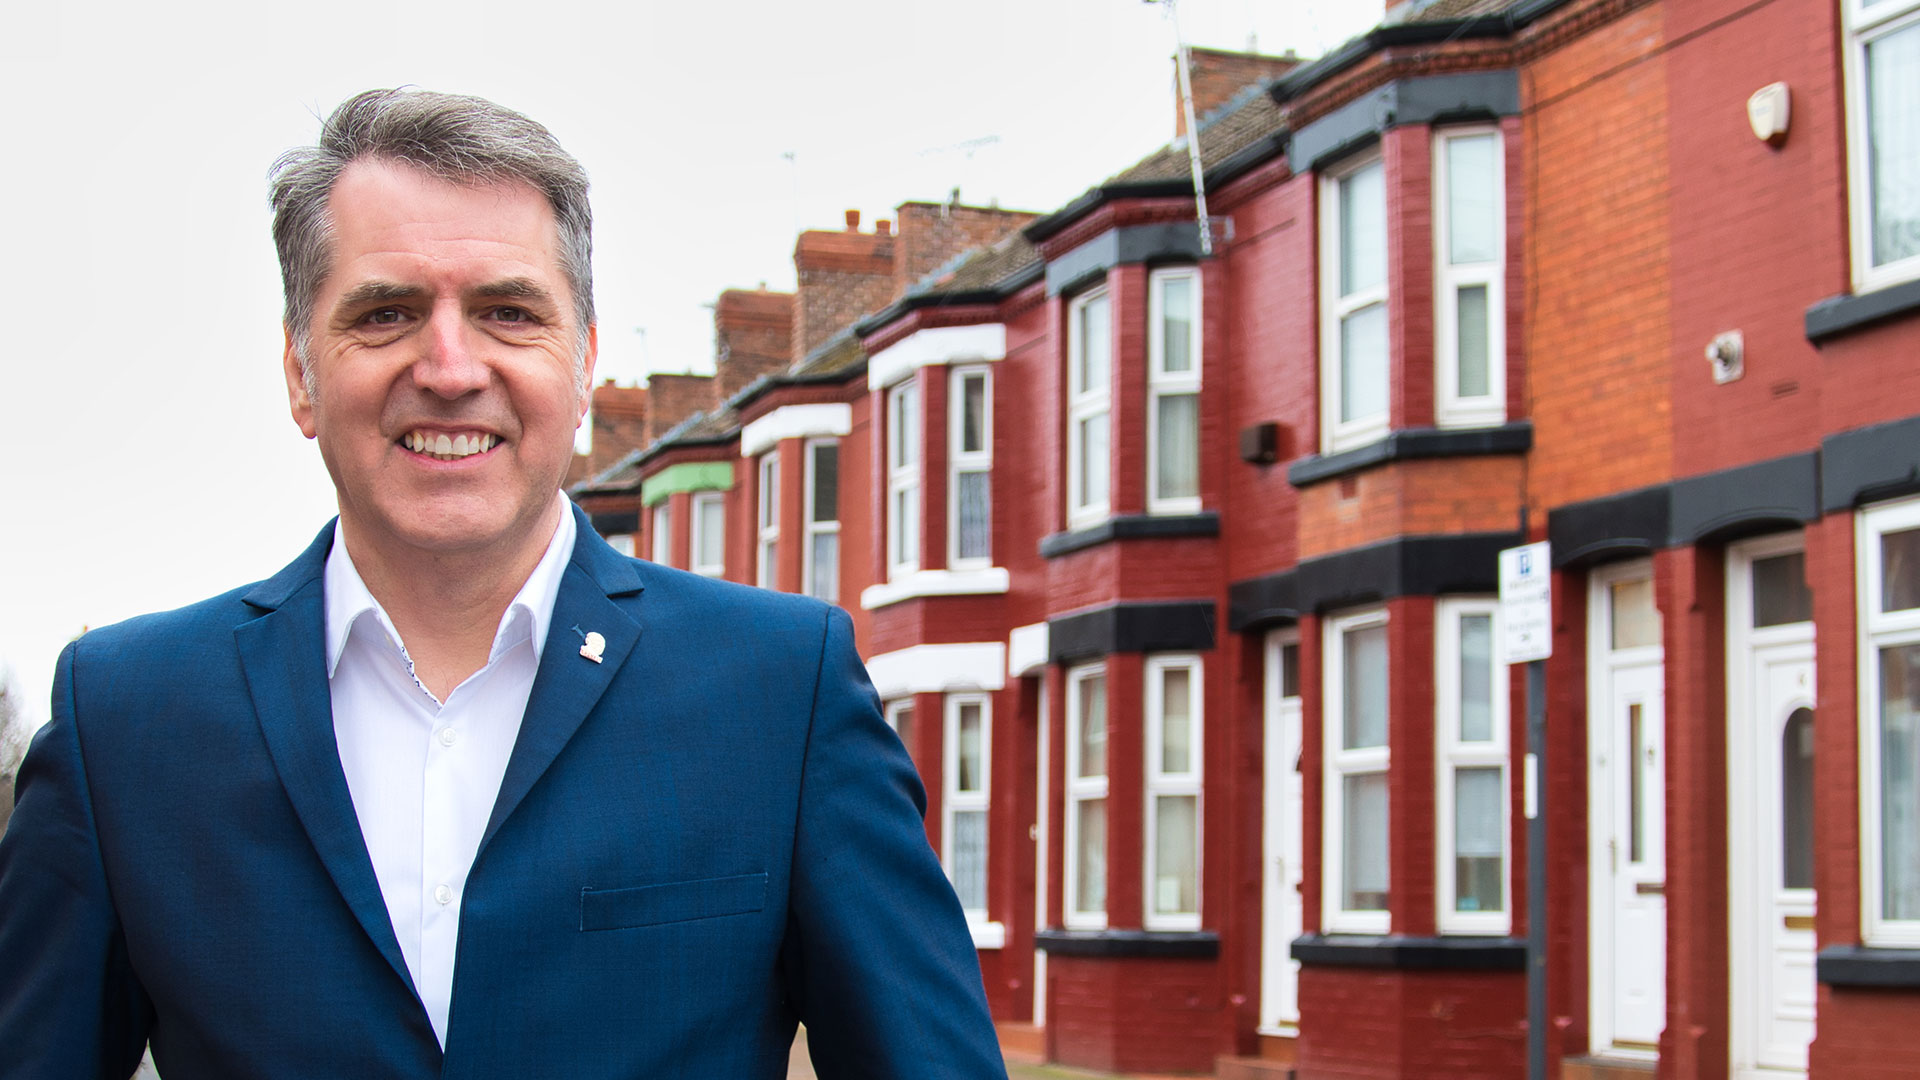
435, 884, 454, 906
438, 727, 458, 747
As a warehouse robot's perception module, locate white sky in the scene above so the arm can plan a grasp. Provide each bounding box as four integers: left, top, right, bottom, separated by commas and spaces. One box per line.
0, 0, 1379, 731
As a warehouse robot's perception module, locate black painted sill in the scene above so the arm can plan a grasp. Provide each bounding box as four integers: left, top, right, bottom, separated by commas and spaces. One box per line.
1291, 932, 1526, 971
1817, 945, 1920, 988
1038, 512, 1220, 559
1287, 422, 1532, 488
1034, 928, 1221, 958
1806, 277, 1920, 343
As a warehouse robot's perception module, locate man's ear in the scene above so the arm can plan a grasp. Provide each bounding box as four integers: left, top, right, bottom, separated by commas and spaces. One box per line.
576, 324, 600, 427
283, 329, 318, 439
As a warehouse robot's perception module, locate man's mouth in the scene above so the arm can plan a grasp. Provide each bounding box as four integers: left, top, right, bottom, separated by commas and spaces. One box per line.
403, 430, 499, 461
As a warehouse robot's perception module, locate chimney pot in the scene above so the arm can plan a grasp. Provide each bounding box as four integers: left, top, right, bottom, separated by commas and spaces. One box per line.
845, 209, 861, 231
875, 219, 892, 237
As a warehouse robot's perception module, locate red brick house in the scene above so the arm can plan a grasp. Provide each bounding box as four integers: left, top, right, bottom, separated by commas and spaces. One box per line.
574, 1, 1920, 1075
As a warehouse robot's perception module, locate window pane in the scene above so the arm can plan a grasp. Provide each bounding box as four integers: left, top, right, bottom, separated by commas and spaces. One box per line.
651, 503, 671, 564
758, 456, 778, 528
1610, 577, 1660, 650
891, 384, 917, 468
1752, 551, 1813, 627
1075, 797, 1107, 915
1867, 23, 1920, 268
697, 499, 724, 567
956, 470, 991, 561
1280, 643, 1300, 699
1153, 794, 1199, 916
1629, 702, 1647, 864
892, 486, 918, 567
1343, 772, 1389, 910
1460, 613, 1495, 742
1782, 707, 1815, 890
1447, 134, 1499, 265
1160, 276, 1194, 373
809, 443, 838, 523
1155, 392, 1199, 501
1340, 302, 1388, 424
807, 532, 838, 600
1078, 293, 1111, 393
1455, 285, 1491, 399
1339, 161, 1387, 296
1880, 644, 1920, 919
1160, 666, 1193, 775
889, 704, 913, 736
957, 703, 984, 793
1454, 766, 1504, 913
1078, 675, 1108, 778
952, 809, 987, 912
1882, 527, 1920, 612
1343, 623, 1388, 750
1078, 413, 1110, 510
960, 374, 988, 454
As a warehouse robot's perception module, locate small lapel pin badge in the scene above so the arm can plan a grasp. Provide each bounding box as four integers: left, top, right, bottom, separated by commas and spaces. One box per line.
579, 630, 606, 664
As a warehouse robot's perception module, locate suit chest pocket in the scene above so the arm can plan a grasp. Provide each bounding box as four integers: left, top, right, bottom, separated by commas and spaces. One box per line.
579, 872, 768, 931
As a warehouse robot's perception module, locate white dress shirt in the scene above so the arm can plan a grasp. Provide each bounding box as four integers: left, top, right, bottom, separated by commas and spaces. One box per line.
323, 499, 575, 1048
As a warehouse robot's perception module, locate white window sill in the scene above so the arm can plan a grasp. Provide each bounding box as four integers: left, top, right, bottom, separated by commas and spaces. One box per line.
860, 567, 1010, 610
970, 920, 1007, 950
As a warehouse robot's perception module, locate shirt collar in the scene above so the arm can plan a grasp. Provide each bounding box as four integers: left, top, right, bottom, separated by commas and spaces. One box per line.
323, 493, 578, 678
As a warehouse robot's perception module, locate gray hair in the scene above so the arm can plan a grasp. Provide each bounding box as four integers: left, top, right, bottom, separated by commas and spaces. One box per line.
269, 88, 595, 388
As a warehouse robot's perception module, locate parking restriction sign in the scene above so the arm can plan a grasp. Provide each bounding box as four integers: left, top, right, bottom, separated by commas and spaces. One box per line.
1499, 541, 1552, 664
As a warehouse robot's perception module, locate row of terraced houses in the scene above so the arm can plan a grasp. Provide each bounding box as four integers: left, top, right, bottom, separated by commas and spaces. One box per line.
567, 0, 1920, 1076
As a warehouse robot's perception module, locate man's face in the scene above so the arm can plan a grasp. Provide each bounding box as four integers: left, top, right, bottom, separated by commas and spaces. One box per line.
284, 160, 596, 566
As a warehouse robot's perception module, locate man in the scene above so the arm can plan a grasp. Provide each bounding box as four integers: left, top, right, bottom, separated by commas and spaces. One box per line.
0, 89, 1007, 1078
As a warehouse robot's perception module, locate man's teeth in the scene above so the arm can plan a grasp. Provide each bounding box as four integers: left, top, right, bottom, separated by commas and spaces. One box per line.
404, 432, 498, 460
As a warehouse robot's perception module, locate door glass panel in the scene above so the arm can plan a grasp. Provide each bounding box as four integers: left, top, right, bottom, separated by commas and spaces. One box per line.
1343, 624, 1388, 749
1781, 707, 1815, 890
1879, 644, 1920, 918
1882, 527, 1920, 612
1455, 766, 1504, 912
1752, 551, 1813, 627
1280, 643, 1300, 700
1611, 577, 1660, 650
1629, 702, 1647, 864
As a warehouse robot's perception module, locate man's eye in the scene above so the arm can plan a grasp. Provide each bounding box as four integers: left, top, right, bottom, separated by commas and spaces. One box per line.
494, 307, 529, 323
364, 308, 404, 326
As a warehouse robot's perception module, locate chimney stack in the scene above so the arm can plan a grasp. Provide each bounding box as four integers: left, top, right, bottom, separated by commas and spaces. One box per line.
844, 209, 861, 231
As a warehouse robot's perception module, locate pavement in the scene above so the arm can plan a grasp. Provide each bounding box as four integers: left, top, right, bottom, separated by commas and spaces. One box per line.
786, 1028, 1190, 1079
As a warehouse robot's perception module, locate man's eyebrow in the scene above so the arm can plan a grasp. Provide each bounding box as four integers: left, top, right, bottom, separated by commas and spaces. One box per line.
334, 281, 423, 310
471, 278, 556, 305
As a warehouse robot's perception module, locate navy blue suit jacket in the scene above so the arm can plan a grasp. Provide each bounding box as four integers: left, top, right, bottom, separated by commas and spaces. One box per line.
0, 508, 1006, 1078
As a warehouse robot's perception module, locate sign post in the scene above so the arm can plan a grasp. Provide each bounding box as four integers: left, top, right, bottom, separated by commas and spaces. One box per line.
1499, 541, 1552, 1080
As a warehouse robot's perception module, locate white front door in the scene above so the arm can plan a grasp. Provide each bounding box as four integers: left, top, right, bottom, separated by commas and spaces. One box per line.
1728, 537, 1817, 1078
1259, 630, 1305, 1033
1588, 560, 1666, 1057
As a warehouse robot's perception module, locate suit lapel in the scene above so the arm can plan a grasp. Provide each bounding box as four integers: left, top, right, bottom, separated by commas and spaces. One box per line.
478, 508, 645, 857
234, 523, 417, 995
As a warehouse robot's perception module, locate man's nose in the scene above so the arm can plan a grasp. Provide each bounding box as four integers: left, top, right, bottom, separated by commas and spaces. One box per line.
413, 305, 490, 398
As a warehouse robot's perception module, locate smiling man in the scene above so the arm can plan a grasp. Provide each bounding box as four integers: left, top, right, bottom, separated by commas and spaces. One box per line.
0, 89, 1006, 1078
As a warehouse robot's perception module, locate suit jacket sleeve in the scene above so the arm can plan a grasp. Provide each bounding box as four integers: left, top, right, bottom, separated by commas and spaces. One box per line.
0, 640, 152, 1079
781, 607, 1009, 1080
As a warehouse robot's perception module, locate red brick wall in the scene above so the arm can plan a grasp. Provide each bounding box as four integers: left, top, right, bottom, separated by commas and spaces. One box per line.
1297, 457, 1526, 560
1046, 954, 1229, 1073
644, 373, 716, 445
795, 218, 895, 358
576, 380, 647, 482
893, 203, 1035, 297
1810, 986, 1920, 1079
713, 289, 794, 403
1295, 968, 1527, 1079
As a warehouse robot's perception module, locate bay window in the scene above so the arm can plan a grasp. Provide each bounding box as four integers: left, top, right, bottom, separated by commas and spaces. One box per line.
1065, 664, 1109, 928
1148, 269, 1201, 514
1145, 655, 1202, 930
1325, 608, 1390, 932
1857, 496, 1920, 945
1434, 128, 1505, 428
1067, 288, 1112, 528
1320, 153, 1389, 453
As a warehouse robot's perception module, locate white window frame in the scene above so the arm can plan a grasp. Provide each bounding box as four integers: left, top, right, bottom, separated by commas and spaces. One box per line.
1319, 151, 1390, 454
756, 450, 779, 590
1435, 598, 1511, 934
1323, 606, 1391, 933
1064, 663, 1110, 929
884, 698, 913, 736
650, 500, 673, 567
886, 378, 921, 579
690, 491, 725, 578
943, 693, 992, 924
1844, 0, 1920, 292
1147, 268, 1203, 515
949, 366, 993, 569
1856, 494, 1920, 946
1433, 127, 1506, 430
802, 437, 840, 603
1145, 654, 1203, 931
1067, 287, 1112, 529
605, 533, 635, 557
